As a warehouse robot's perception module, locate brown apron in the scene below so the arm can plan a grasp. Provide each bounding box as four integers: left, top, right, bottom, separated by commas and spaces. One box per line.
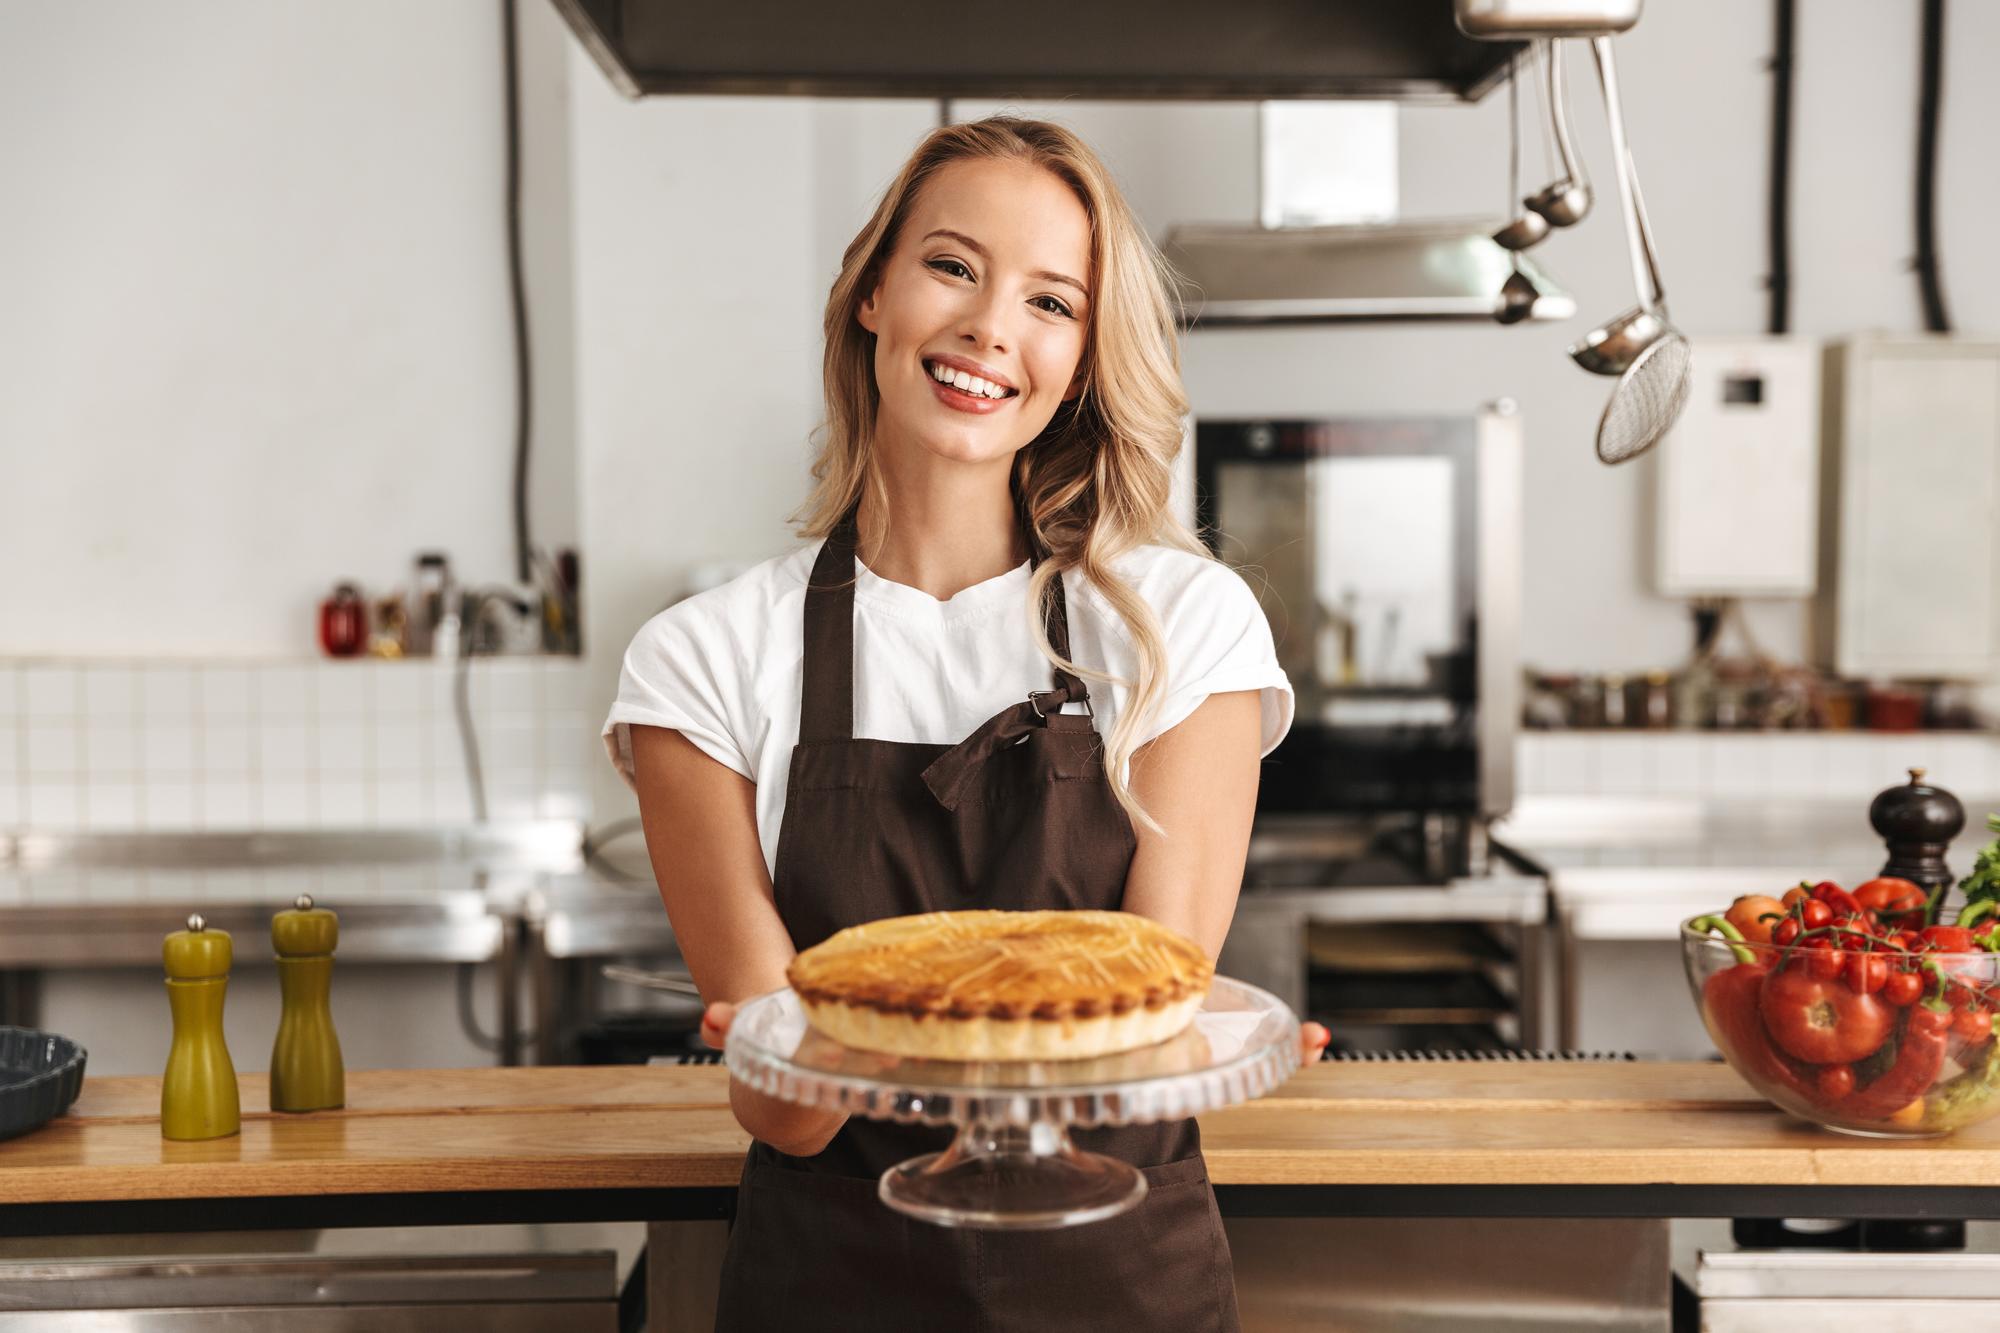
713, 512, 1241, 1332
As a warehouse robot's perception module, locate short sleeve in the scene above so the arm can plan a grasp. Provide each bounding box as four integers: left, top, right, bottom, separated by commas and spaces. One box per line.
601, 600, 753, 790
1137, 558, 1294, 756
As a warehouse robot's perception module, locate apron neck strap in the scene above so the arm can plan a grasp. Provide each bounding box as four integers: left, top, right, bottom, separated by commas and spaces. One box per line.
800, 504, 1087, 743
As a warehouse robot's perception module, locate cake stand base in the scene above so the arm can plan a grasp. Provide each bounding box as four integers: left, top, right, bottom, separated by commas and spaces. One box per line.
879, 1120, 1146, 1230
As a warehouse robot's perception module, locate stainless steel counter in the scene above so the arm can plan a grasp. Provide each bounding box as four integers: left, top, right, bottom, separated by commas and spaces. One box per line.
0, 824, 587, 1067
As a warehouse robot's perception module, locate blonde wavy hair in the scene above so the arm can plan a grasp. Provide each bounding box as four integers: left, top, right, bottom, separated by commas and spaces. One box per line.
795, 115, 1206, 834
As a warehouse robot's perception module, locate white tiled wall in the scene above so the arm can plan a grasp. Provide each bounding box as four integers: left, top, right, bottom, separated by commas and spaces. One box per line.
1517, 731, 2000, 803
0, 659, 595, 830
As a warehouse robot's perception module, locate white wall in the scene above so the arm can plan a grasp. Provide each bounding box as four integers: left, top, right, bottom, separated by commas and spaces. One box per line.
11, 2, 1996, 810
0, 0, 580, 657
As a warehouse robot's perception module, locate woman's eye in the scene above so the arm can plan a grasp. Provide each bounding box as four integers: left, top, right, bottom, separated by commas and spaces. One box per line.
927, 258, 971, 279
1032, 295, 1075, 319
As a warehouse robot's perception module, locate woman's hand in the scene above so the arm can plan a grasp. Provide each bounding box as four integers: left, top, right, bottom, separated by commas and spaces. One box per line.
1301, 1020, 1330, 1064
702, 1000, 736, 1050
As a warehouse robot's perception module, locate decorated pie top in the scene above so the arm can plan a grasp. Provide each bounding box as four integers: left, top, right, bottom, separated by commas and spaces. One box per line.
787, 909, 1213, 1022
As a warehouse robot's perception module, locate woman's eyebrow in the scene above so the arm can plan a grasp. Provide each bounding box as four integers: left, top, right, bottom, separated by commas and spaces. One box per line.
921, 228, 1089, 299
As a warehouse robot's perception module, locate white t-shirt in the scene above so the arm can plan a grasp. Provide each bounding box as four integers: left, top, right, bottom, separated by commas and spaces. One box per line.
602, 542, 1295, 879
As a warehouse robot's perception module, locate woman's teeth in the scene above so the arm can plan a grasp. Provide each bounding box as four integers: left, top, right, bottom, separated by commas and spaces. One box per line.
927, 360, 1015, 400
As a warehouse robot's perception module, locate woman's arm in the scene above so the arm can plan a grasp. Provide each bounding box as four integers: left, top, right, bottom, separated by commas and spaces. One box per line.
628, 724, 849, 1157
1122, 691, 1330, 1061
1119, 689, 1263, 960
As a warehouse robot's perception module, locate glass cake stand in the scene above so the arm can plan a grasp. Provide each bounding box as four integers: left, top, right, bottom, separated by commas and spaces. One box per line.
724, 976, 1301, 1230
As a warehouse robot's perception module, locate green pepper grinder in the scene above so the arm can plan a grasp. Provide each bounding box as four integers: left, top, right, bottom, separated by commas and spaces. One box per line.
270, 893, 345, 1112
161, 914, 241, 1141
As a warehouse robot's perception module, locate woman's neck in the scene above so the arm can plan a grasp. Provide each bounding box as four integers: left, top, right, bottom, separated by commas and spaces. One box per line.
855, 452, 1026, 602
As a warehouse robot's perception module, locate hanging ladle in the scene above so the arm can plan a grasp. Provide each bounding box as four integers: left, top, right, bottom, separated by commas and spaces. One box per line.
1568, 36, 1682, 376
1525, 38, 1592, 227
1496, 44, 1552, 252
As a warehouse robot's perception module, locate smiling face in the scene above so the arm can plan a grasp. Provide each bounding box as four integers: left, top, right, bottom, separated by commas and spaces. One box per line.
856, 156, 1093, 471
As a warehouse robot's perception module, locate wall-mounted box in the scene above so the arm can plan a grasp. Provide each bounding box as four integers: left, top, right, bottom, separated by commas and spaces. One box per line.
1656, 338, 1822, 599
1816, 337, 2000, 680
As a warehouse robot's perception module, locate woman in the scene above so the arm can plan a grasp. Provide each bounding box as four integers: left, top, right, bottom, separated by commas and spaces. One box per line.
603, 115, 1324, 1331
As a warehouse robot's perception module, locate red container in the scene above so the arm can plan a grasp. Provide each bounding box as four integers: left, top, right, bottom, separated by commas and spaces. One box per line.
318, 584, 368, 658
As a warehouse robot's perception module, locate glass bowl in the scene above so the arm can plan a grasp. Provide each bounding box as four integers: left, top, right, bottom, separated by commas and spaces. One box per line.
1682, 919, 2000, 1138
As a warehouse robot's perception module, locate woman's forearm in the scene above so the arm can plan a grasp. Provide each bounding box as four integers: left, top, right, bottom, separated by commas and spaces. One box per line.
730, 1075, 849, 1156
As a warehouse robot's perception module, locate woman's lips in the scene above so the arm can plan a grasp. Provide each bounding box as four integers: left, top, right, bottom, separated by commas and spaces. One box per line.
926, 370, 1012, 415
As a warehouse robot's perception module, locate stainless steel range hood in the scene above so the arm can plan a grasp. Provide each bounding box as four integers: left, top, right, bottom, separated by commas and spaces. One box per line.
547, 0, 1571, 325
1163, 221, 1574, 326
549, 0, 1520, 103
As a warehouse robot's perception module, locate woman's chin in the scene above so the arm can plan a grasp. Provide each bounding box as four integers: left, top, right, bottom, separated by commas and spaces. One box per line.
903, 423, 1030, 468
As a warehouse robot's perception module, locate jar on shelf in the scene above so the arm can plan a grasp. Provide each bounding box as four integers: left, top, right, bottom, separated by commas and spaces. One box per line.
317, 583, 368, 658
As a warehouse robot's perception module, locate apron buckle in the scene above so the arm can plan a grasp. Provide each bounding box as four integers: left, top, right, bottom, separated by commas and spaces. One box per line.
1030, 688, 1092, 719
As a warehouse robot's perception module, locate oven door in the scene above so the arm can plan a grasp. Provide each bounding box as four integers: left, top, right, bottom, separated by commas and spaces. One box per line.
1194, 407, 1520, 820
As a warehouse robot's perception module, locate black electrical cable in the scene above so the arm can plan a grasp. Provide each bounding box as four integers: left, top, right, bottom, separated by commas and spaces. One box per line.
1766, 0, 1795, 335
1914, 0, 1952, 333
503, 0, 537, 583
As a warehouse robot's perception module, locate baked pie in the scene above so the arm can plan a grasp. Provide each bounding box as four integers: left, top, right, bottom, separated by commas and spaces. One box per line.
788, 909, 1212, 1060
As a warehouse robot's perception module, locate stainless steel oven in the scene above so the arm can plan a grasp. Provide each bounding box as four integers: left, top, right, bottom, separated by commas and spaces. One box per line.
1198, 403, 1546, 1050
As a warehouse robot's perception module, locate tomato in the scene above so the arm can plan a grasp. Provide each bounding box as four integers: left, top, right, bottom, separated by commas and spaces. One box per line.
1774, 918, 1803, 946
1759, 967, 1893, 1064
1845, 951, 1888, 995
1726, 894, 1788, 945
1911, 1004, 1955, 1037
1855, 877, 1926, 914
1882, 970, 1924, 1006
1816, 1063, 1856, 1101
1803, 939, 1846, 980
1801, 900, 1833, 930
1954, 1008, 1993, 1044
1812, 881, 1863, 917
1922, 925, 1976, 953
1783, 887, 1812, 909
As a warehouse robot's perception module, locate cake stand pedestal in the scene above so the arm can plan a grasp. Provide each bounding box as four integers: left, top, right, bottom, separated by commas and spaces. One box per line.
724, 976, 1300, 1229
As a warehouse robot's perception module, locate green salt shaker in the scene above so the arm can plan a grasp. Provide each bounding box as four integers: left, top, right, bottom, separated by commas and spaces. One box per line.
269, 893, 345, 1112
161, 914, 240, 1141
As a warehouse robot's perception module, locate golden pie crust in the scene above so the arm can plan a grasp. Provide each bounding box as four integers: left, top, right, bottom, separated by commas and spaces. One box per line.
787, 909, 1213, 1060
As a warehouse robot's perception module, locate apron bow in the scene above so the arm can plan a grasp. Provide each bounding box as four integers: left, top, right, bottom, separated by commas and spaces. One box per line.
920, 680, 1087, 811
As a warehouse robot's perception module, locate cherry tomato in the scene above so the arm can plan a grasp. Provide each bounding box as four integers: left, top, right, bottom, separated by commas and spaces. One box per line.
1774, 918, 1803, 946
1783, 887, 1813, 909
1759, 967, 1893, 1064
1883, 970, 1924, 1006
1816, 1063, 1856, 1101
1955, 1008, 1993, 1044
1804, 940, 1846, 981
1845, 951, 1888, 995
1802, 900, 1833, 930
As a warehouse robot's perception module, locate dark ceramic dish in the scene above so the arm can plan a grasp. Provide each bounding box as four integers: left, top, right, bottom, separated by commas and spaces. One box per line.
0, 1027, 88, 1142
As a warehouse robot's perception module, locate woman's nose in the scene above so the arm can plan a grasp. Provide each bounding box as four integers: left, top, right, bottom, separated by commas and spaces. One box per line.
956, 288, 1013, 355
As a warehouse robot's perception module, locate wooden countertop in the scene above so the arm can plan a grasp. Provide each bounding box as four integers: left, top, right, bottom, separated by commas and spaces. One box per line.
6, 1061, 2000, 1207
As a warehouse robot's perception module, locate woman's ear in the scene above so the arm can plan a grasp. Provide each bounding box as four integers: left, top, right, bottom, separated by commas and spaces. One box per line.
856, 271, 882, 335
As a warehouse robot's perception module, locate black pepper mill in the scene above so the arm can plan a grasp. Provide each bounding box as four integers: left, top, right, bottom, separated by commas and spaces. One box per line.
1864, 766, 1969, 1252
1870, 767, 1966, 916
